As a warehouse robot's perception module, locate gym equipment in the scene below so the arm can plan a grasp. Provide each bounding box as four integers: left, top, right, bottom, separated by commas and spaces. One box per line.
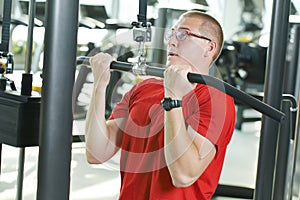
77, 56, 285, 124
75, 1, 295, 200
0, 0, 295, 199
36, 0, 78, 199
254, 0, 292, 199
0, 0, 40, 147
0, 1, 41, 200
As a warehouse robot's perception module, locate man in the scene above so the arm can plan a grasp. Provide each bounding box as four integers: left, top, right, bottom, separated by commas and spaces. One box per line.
85, 10, 236, 199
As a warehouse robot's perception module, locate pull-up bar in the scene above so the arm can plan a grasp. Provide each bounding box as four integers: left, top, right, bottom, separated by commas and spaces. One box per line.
77, 56, 285, 124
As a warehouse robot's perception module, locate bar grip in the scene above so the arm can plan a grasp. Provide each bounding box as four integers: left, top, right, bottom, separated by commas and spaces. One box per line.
110, 61, 133, 72
76, 57, 133, 72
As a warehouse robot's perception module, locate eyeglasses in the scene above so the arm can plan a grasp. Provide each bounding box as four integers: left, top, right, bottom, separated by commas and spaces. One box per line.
164, 29, 211, 42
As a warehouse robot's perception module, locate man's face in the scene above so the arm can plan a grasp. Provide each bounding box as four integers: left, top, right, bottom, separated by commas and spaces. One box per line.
166, 17, 211, 73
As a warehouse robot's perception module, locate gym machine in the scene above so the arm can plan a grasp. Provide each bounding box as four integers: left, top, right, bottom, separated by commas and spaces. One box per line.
76, 0, 298, 199
0, 0, 42, 143
0, 0, 297, 200
0, 0, 40, 148
0, 0, 41, 199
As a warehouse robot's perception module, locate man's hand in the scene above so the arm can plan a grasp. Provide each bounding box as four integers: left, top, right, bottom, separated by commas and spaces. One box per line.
164, 65, 196, 99
89, 52, 115, 90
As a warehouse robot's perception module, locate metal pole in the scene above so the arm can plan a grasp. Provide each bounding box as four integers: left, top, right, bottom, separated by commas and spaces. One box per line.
272, 25, 300, 200
254, 0, 291, 199
37, 0, 79, 199
287, 25, 300, 200
138, 0, 147, 24
273, 99, 293, 200
21, 0, 36, 96
16, 148, 25, 200
24, 0, 35, 74
16, 0, 36, 199
285, 25, 300, 138
0, 0, 12, 51
152, 8, 168, 65
0, 144, 2, 175
290, 95, 300, 198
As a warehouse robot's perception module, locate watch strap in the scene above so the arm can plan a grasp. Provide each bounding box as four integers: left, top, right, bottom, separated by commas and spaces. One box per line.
161, 97, 182, 111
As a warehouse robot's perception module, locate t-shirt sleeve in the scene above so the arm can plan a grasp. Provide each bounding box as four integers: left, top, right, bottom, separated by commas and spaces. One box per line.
108, 84, 136, 120
183, 85, 236, 149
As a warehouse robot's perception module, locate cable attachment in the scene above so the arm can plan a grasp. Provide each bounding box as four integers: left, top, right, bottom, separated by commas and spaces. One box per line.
131, 21, 152, 43
131, 20, 152, 69
132, 62, 148, 75
129, 0, 152, 74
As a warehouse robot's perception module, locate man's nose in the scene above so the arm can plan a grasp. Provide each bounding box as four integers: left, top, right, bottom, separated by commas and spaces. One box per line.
168, 33, 178, 47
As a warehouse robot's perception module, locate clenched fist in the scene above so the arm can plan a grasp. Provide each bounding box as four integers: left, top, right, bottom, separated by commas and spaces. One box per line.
164, 65, 196, 99
89, 52, 115, 90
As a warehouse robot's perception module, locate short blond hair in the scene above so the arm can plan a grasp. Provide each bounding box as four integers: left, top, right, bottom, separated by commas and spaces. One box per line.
179, 11, 224, 61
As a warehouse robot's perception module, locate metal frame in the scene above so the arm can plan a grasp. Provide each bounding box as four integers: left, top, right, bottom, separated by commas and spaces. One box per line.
36, 0, 79, 199
255, 0, 291, 199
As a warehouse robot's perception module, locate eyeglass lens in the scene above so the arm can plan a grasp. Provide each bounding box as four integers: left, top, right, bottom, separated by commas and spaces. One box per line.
165, 30, 187, 41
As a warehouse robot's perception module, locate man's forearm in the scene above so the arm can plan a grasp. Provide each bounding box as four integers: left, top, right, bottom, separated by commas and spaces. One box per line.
164, 108, 215, 187
85, 87, 116, 163
164, 108, 198, 185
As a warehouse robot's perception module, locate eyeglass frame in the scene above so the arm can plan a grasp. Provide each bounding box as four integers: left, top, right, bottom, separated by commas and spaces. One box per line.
164, 29, 212, 42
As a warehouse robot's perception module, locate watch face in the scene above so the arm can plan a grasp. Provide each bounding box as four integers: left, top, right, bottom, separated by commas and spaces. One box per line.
161, 98, 172, 111
161, 98, 182, 111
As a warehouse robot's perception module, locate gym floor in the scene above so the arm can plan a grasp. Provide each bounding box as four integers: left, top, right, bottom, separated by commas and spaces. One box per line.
0, 110, 261, 200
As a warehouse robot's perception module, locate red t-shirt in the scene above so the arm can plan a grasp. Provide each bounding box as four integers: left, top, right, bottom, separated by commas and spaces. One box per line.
109, 78, 236, 200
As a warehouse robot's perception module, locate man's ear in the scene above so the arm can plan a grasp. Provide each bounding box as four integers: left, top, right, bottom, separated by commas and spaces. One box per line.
205, 41, 217, 58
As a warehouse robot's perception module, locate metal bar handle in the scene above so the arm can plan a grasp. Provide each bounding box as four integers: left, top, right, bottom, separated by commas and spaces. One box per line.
76, 57, 285, 123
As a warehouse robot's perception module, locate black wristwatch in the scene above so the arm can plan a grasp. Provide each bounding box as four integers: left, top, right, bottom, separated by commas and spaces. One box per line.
161, 97, 182, 111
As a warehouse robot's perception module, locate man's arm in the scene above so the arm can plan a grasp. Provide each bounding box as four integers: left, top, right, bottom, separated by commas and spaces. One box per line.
85, 88, 124, 164
164, 107, 216, 187
163, 64, 216, 187
85, 53, 124, 164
